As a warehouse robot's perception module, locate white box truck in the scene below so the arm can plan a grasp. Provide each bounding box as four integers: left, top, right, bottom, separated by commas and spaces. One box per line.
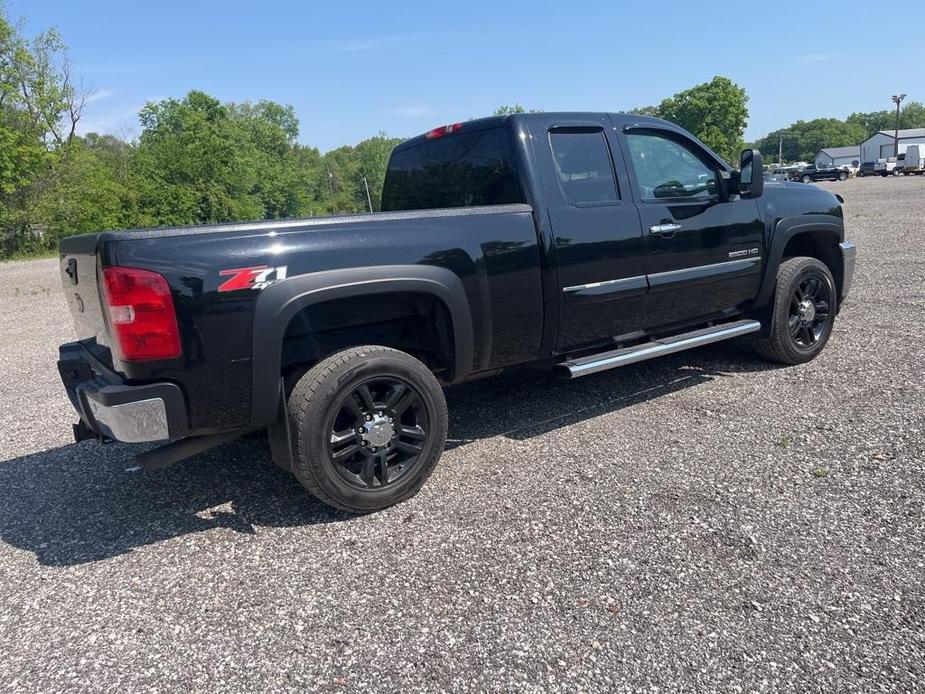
901, 145, 924, 175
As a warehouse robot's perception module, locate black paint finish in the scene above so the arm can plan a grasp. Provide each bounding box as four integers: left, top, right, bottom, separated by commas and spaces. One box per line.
57, 112, 852, 437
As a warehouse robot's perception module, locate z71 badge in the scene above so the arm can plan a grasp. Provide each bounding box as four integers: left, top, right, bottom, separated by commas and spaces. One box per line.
218, 265, 288, 292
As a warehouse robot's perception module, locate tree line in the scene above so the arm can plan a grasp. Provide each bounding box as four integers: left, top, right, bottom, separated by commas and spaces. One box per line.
752, 103, 925, 164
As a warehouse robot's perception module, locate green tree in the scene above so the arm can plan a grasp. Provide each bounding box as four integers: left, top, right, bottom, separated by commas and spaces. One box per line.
755, 118, 866, 163
227, 100, 304, 219
655, 76, 749, 164
34, 141, 129, 244
354, 132, 403, 211
131, 91, 268, 226
493, 105, 542, 115
626, 105, 660, 117
847, 101, 925, 138
321, 145, 364, 215
0, 7, 90, 257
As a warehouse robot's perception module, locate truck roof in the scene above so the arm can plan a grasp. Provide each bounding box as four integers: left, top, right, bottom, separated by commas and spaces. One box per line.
394, 112, 672, 152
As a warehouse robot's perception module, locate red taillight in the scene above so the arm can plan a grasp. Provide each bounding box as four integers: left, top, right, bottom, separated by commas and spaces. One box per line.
102, 267, 181, 361
424, 122, 462, 139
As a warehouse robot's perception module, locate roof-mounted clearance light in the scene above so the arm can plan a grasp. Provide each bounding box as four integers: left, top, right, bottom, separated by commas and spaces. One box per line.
425, 123, 463, 139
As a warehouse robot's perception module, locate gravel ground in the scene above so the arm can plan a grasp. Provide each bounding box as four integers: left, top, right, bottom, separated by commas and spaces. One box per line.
0, 176, 923, 693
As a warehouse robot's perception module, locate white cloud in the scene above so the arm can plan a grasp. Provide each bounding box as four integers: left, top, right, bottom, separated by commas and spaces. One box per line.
84, 89, 114, 105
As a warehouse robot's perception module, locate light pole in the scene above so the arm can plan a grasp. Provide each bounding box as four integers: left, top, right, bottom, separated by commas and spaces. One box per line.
362, 176, 373, 213
777, 130, 791, 165
891, 93, 906, 158
327, 170, 337, 214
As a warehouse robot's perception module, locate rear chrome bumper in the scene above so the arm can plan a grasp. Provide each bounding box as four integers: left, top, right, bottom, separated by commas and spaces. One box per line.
839, 240, 857, 300
57, 342, 188, 443
84, 394, 170, 443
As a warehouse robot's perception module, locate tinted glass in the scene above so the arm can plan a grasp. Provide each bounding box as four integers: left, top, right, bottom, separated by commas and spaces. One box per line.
381, 128, 524, 211
549, 130, 619, 204
626, 132, 719, 201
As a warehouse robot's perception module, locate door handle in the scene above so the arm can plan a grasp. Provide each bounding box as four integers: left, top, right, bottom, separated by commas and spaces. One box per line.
649, 223, 682, 235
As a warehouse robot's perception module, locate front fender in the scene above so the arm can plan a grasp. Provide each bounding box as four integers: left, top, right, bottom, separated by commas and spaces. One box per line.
755, 214, 843, 309
249, 265, 473, 428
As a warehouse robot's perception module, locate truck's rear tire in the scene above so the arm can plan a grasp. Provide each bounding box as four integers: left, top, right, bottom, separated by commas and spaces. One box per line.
802, 175, 812, 184
838, 171, 848, 181
288, 346, 448, 513
752, 257, 837, 365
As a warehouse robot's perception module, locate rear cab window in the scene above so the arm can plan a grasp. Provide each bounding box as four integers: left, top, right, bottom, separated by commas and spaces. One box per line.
548, 128, 619, 205
381, 127, 525, 212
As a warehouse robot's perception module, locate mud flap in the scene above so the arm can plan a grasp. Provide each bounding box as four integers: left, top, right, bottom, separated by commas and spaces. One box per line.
267, 377, 294, 473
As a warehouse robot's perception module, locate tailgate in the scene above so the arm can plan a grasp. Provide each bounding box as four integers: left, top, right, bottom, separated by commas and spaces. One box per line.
59, 234, 109, 345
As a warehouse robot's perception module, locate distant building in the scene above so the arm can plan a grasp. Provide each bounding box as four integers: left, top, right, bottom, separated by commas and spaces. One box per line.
814, 146, 860, 168
860, 128, 925, 163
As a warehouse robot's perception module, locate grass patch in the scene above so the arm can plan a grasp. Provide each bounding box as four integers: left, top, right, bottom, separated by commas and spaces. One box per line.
1, 249, 58, 263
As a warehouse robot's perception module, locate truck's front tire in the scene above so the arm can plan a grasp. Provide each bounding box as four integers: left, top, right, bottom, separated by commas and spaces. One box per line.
288, 346, 448, 513
752, 257, 837, 365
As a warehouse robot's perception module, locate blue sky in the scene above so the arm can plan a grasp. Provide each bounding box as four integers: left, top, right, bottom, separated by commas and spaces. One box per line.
10, 0, 925, 151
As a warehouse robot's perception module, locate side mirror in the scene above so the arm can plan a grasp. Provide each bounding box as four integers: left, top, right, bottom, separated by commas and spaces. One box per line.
739, 148, 763, 198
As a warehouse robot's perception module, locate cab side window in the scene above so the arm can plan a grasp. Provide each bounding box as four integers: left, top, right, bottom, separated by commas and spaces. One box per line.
626, 132, 719, 201
548, 129, 619, 205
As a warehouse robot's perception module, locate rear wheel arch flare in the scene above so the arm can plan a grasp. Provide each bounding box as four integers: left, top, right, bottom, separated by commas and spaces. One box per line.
249, 265, 474, 428
281, 291, 456, 379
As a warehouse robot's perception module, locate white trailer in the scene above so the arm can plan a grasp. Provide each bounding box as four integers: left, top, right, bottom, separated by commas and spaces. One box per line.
901, 145, 924, 175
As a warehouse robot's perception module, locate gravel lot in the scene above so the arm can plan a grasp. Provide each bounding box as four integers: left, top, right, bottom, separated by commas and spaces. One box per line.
1, 176, 923, 692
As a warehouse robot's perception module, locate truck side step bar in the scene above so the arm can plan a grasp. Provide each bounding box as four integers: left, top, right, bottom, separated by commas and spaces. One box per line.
561, 319, 762, 379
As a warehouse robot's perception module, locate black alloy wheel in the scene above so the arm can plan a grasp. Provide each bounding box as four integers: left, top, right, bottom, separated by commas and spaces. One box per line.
751, 256, 838, 365
288, 345, 448, 513
327, 376, 429, 489
787, 273, 833, 350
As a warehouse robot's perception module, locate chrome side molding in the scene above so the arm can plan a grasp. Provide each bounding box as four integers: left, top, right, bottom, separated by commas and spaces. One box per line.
562, 275, 647, 294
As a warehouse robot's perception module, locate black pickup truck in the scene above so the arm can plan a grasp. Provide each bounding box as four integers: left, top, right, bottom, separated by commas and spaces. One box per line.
790, 164, 850, 183
57, 112, 857, 512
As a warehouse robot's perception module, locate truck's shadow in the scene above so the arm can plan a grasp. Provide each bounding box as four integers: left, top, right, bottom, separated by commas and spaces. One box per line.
0, 342, 775, 566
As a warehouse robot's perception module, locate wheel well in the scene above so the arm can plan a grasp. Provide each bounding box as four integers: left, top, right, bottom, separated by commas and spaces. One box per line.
280, 292, 454, 384
781, 231, 844, 297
